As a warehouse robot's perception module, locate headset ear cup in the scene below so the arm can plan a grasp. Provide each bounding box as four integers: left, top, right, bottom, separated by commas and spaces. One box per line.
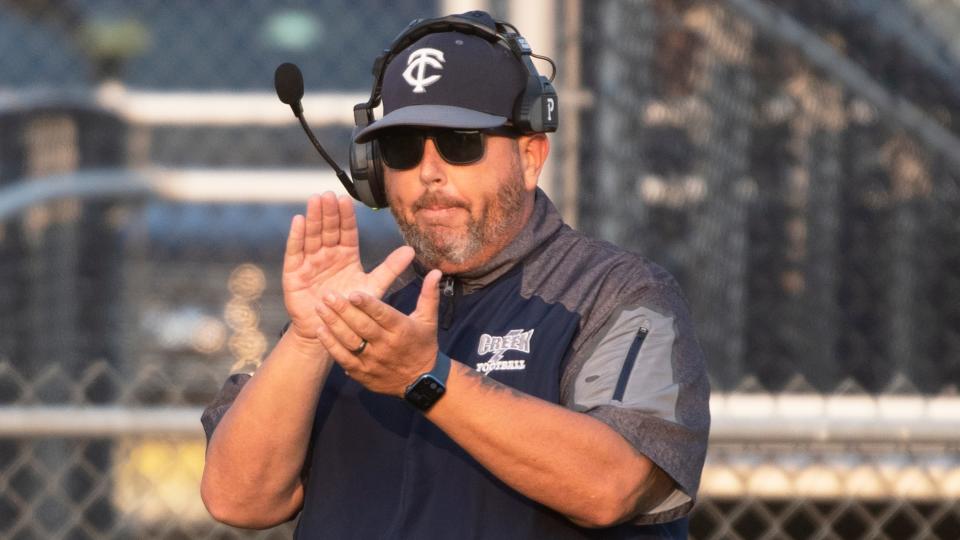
368, 140, 388, 208
349, 138, 389, 209
513, 74, 559, 134
531, 78, 559, 133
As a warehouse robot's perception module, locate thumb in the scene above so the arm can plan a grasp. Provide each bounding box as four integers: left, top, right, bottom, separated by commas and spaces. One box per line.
413, 269, 442, 325
368, 246, 415, 293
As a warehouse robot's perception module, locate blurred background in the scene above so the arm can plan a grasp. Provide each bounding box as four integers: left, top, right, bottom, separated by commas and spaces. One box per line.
1, 0, 959, 538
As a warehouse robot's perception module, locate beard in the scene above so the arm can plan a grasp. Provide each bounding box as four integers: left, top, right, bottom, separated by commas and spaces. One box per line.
389, 159, 526, 270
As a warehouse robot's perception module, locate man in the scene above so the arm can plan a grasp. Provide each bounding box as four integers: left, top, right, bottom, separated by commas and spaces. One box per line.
201, 11, 709, 539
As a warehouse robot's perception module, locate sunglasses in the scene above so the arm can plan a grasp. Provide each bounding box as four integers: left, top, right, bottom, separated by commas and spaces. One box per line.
377, 127, 517, 170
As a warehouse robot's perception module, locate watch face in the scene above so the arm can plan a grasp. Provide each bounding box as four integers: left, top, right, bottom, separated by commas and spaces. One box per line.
406, 374, 446, 411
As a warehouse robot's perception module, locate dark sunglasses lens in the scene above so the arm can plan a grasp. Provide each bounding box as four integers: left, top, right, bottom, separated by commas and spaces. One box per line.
379, 132, 424, 170
435, 131, 485, 164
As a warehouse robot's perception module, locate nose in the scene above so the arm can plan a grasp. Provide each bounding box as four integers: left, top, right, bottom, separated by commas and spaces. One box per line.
418, 138, 447, 186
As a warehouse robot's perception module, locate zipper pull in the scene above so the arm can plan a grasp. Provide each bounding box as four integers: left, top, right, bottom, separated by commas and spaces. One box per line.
441, 276, 456, 297
638, 321, 649, 336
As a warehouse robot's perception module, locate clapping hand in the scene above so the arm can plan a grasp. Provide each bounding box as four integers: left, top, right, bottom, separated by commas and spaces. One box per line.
313, 269, 442, 397
282, 192, 414, 346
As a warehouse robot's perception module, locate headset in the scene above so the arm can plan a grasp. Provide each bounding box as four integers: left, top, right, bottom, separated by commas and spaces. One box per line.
348, 13, 560, 209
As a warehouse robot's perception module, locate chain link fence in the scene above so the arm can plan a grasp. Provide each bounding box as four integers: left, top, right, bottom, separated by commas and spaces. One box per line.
2, 0, 960, 538
580, 0, 960, 397
578, 0, 960, 537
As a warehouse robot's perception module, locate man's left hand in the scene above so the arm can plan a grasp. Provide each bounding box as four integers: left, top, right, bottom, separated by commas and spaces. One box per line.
314, 269, 443, 397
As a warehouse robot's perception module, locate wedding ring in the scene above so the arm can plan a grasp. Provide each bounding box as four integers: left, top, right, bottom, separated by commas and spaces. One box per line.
350, 338, 368, 355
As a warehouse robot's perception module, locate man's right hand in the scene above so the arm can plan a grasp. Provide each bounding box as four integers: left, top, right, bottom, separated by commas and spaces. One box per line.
204, 191, 408, 528
282, 192, 414, 346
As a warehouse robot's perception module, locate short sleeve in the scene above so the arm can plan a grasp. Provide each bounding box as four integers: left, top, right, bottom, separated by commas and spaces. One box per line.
199, 322, 294, 442
561, 284, 710, 524
200, 373, 252, 444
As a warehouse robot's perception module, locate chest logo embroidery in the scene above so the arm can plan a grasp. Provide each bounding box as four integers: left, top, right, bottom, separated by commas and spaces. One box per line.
475, 329, 533, 374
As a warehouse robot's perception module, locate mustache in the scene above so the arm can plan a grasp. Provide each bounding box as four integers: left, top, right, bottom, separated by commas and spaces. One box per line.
412, 191, 468, 211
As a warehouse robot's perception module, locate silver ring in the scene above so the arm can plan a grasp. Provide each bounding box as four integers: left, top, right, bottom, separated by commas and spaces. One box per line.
350, 338, 368, 355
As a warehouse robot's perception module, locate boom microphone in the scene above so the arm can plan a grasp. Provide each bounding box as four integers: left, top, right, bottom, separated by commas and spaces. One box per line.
274, 62, 358, 199
274, 62, 305, 116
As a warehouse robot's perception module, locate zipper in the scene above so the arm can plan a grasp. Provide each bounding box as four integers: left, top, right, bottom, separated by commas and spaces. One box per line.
440, 275, 458, 330
612, 323, 649, 402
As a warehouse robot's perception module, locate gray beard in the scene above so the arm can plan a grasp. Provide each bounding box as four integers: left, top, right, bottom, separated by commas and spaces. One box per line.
391, 175, 526, 270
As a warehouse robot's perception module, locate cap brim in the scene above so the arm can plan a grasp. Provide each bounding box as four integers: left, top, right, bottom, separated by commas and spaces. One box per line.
354, 105, 508, 143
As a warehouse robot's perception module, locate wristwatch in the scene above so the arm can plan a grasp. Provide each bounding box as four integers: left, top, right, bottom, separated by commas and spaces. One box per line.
404, 351, 451, 412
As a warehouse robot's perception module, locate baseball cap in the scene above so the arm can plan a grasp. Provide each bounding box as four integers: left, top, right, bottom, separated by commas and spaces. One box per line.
353, 12, 527, 143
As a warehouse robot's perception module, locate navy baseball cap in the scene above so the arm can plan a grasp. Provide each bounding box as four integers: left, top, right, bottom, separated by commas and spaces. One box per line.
353, 12, 527, 143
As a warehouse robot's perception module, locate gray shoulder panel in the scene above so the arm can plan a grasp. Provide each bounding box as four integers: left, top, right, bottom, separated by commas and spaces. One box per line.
520, 225, 679, 351
521, 224, 710, 507
572, 304, 679, 421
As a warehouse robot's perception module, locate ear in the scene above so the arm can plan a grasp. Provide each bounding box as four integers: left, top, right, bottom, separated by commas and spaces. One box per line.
517, 133, 550, 191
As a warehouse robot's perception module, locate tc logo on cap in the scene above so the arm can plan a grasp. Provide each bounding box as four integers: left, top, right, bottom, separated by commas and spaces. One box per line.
403, 48, 445, 93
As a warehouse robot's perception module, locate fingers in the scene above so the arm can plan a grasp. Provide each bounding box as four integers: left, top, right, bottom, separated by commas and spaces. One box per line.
320, 192, 341, 248
342, 268, 438, 329
283, 214, 306, 273
338, 195, 360, 248
303, 194, 324, 255
346, 290, 405, 329
315, 324, 365, 374
368, 246, 415, 291
413, 269, 442, 325
315, 291, 384, 352
304, 192, 358, 254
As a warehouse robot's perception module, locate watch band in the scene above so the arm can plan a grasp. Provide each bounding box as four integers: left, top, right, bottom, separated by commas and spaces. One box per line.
403, 351, 451, 411
429, 350, 451, 384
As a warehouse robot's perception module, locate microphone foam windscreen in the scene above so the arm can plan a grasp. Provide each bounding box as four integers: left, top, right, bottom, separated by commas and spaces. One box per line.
274, 62, 305, 105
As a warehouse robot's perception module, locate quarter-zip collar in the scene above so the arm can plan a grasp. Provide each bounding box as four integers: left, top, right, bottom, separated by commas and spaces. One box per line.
412, 188, 565, 295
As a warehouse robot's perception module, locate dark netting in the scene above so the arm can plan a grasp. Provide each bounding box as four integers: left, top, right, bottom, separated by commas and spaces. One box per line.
579, 0, 960, 395
689, 439, 960, 539
0, 437, 297, 538
691, 497, 960, 540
